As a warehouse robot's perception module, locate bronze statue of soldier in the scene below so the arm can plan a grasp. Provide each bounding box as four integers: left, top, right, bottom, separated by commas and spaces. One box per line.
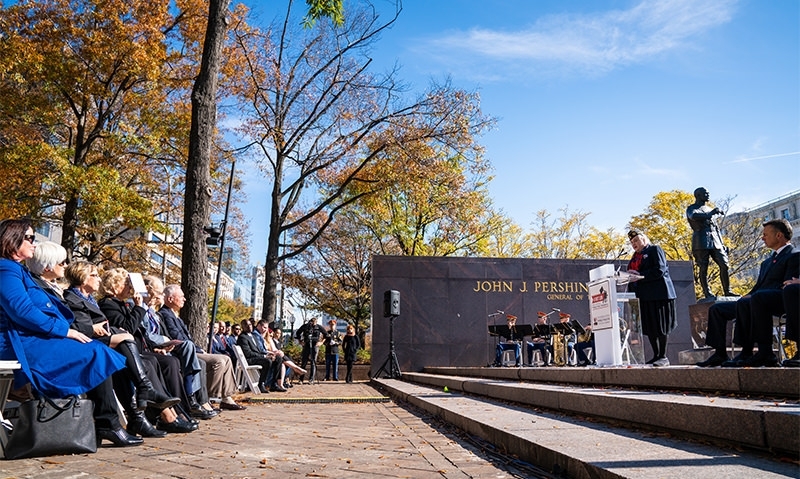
686, 187, 733, 300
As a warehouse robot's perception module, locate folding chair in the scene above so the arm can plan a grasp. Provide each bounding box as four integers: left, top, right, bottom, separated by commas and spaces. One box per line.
232, 345, 262, 394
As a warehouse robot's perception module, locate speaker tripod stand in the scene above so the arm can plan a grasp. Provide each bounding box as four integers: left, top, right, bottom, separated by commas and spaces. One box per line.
372, 314, 402, 379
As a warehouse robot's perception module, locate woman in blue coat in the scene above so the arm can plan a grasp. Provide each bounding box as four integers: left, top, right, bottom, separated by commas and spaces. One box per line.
0, 218, 142, 447
626, 230, 677, 367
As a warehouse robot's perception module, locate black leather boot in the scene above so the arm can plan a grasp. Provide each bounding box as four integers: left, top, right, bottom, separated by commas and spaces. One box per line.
96, 427, 144, 447
118, 340, 181, 410
127, 410, 167, 438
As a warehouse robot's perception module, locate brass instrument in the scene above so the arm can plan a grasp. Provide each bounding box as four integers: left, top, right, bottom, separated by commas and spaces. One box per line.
782, 339, 797, 361
551, 332, 567, 366
577, 327, 593, 343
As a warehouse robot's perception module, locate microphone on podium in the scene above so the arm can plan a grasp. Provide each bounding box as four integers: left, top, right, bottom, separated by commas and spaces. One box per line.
551, 308, 560, 312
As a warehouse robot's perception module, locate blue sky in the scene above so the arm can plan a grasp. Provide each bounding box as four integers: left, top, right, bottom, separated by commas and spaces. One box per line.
239, 0, 799, 265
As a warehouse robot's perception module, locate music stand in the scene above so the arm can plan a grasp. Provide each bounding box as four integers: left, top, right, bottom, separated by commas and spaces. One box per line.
552, 322, 574, 336
516, 324, 534, 338
569, 320, 586, 336
487, 311, 505, 357
488, 325, 511, 340
534, 324, 553, 338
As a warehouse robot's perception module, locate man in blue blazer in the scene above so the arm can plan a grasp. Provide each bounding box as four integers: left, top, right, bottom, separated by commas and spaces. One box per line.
698, 219, 797, 367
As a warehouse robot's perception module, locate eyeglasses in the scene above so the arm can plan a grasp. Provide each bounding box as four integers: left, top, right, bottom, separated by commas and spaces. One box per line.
23, 234, 36, 244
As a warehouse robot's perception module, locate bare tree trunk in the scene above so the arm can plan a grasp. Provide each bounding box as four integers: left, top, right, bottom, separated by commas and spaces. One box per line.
182, 0, 230, 343
61, 195, 79, 260
261, 178, 283, 325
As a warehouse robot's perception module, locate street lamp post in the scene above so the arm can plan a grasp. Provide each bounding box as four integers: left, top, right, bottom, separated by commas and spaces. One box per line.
207, 160, 235, 353
161, 171, 171, 282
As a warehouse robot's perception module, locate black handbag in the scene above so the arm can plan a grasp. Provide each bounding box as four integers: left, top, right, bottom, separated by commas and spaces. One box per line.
4, 395, 96, 459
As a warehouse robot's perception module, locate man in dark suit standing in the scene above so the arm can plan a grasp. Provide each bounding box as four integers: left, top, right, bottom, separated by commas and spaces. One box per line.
698, 219, 797, 367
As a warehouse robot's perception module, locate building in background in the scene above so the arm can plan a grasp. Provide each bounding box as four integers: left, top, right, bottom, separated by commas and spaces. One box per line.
250, 265, 265, 320
741, 189, 800, 249
725, 189, 800, 283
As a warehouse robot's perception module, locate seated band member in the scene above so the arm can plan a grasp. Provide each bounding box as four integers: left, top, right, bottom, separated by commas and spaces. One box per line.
697, 219, 797, 367
575, 324, 595, 366
526, 312, 550, 365
547, 312, 576, 365
493, 314, 522, 367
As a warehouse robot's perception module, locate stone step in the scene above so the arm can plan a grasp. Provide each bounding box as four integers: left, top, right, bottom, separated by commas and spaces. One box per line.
402, 371, 799, 455
373, 377, 799, 479
421, 365, 800, 399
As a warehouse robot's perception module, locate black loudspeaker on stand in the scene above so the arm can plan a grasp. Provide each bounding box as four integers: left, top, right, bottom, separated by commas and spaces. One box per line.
373, 290, 402, 379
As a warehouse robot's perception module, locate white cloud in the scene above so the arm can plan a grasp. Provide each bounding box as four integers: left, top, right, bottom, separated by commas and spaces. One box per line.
732, 151, 800, 164
423, 0, 737, 77
633, 158, 685, 178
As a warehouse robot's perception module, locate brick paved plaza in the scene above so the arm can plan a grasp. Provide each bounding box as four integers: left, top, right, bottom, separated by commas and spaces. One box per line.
0, 382, 542, 479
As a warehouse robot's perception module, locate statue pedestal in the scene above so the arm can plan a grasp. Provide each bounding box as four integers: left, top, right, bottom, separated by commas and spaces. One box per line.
682, 296, 740, 364
689, 302, 712, 348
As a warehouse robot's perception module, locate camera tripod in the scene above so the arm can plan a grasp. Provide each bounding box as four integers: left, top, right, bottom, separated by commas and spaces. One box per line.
372, 315, 402, 379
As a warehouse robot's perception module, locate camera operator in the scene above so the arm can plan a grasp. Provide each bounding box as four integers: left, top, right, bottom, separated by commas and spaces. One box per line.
295, 317, 326, 384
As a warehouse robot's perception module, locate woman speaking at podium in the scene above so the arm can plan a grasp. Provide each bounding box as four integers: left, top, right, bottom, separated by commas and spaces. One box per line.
626, 230, 677, 367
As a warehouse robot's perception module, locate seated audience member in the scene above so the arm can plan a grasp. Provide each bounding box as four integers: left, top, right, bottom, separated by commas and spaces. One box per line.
62, 260, 180, 438
237, 319, 280, 393
254, 319, 287, 391
230, 322, 242, 346
267, 327, 306, 388
100, 268, 212, 423
0, 219, 141, 447
212, 321, 237, 363
782, 278, 800, 367
698, 219, 797, 367
25, 240, 68, 299
159, 283, 246, 411
526, 312, 550, 366
139, 278, 218, 419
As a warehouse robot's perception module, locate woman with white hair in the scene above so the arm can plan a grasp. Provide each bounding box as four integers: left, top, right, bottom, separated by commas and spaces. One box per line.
626, 230, 677, 367
25, 240, 68, 298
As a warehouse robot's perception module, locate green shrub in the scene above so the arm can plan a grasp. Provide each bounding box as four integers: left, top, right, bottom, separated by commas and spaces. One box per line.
356, 345, 371, 364
282, 340, 302, 363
